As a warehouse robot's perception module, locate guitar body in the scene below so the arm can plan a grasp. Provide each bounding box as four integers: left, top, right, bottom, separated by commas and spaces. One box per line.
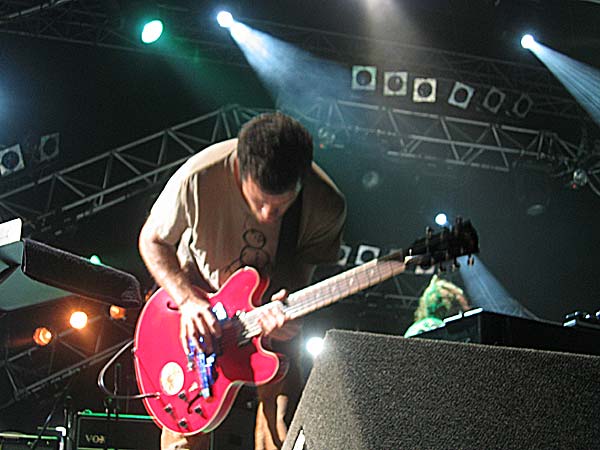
133, 267, 285, 435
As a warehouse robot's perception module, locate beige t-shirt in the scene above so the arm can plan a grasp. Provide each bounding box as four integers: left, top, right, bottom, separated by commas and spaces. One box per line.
147, 138, 346, 295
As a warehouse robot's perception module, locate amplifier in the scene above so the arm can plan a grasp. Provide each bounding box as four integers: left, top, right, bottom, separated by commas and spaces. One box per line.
75, 411, 161, 450
0, 432, 59, 450
417, 309, 600, 355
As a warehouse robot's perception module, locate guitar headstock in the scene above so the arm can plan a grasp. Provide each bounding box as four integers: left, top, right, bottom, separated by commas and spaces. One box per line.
400, 219, 479, 270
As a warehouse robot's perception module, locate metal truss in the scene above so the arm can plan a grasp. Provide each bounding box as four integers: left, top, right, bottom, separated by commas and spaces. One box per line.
281, 97, 591, 176
0, 311, 134, 410
0, 104, 273, 236
0, 1, 586, 121
2, 99, 596, 239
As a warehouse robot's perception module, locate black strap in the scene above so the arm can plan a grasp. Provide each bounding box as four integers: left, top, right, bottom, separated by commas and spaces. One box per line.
275, 190, 303, 265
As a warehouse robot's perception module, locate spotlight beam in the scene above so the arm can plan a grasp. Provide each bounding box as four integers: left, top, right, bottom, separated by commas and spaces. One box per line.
526, 42, 600, 126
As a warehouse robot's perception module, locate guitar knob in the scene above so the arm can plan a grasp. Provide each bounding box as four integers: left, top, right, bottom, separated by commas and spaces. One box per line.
178, 419, 188, 428
164, 404, 173, 414
194, 406, 203, 415
178, 391, 187, 401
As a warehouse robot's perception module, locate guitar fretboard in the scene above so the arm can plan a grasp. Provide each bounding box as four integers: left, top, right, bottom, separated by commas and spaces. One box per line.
284, 255, 406, 320
239, 252, 407, 339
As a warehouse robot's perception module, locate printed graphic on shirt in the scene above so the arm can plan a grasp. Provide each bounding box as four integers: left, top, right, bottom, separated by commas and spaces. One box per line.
224, 217, 274, 278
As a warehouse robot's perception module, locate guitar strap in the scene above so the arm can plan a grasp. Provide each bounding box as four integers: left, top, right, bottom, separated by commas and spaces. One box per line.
275, 189, 303, 266
262, 189, 304, 304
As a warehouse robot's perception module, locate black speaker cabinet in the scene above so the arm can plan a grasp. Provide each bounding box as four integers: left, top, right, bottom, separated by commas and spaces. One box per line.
75, 412, 161, 450
283, 329, 600, 450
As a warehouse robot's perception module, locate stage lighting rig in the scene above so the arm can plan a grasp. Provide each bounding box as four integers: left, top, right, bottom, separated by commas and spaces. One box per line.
482, 87, 506, 114
39, 132, 60, 162
383, 71, 408, 96
571, 168, 589, 189
413, 78, 437, 103
521, 34, 536, 50
352, 66, 377, 91
217, 10, 234, 28
0, 144, 25, 176
141, 19, 163, 44
512, 93, 534, 118
69, 311, 88, 330
448, 82, 475, 110
355, 244, 381, 265
33, 327, 53, 346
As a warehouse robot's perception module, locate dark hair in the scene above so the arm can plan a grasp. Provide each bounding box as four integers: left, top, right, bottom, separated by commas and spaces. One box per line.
237, 112, 313, 194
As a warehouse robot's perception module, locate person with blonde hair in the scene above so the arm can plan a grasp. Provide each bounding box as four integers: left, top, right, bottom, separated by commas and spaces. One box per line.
404, 275, 470, 337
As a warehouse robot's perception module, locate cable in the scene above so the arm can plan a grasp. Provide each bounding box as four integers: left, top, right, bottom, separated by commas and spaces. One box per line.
97, 338, 159, 400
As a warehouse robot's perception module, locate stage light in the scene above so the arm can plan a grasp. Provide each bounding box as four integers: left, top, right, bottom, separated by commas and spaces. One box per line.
0, 144, 25, 176
521, 34, 536, 50
109, 305, 127, 320
413, 78, 437, 103
217, 11, 234, 28
39, 132, 59, 162
383, 71, 408, 96
317, 126, 337, 149
571, 168, 589, 189
482, 87, 506, 114
89, 254, 102, 265
336, 244, 352, 267
69, 311, 88, 330
141, 19, 163, 44
33, 327, 53, 346
355, 244, 381, 265
435, 213, 448, 226
352, 66, 377, 91
305, 336, 324, 357
512, 93, 533, 118
448, 82, 475, 109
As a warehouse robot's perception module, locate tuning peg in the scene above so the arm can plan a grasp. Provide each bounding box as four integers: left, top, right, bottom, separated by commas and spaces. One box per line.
454, 216, 463, 226
467, 255, 475, 266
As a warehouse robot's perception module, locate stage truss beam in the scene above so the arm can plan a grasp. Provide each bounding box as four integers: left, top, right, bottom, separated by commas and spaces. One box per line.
280, 97, 589, 176
1, 101, 594, 241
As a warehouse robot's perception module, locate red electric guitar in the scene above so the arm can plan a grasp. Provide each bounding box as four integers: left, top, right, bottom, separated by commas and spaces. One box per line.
133, 220, 478, 435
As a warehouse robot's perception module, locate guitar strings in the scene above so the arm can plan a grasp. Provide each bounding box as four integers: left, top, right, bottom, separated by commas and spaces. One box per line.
210, 259, 405, 349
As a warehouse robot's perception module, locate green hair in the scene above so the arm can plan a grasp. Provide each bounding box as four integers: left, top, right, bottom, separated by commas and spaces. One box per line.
414, 275, 469, 322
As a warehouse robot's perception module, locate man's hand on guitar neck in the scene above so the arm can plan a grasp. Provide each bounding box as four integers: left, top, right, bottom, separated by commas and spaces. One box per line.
258, 289, 301, 342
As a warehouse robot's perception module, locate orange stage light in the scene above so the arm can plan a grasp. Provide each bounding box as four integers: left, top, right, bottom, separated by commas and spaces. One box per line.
33, 327, 53, 346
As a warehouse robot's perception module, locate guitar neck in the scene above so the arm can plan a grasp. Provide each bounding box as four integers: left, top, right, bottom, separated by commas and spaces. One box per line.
283, 253, 406, 320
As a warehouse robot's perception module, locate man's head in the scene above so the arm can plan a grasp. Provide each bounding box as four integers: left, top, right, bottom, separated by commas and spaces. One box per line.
237, 113, 313, 223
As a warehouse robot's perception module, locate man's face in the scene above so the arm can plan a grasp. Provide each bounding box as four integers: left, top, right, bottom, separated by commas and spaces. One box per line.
241, 176, 300, 224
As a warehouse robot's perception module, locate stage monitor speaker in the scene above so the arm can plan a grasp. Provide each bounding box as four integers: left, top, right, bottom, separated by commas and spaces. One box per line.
283, 329, 600, 450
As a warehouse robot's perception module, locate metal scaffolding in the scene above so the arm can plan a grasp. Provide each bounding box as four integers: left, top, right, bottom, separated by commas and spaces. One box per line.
0, 310, 134, 410
1, 100, 595, 240
281, 97, 587, 174
0, 104, 273, 236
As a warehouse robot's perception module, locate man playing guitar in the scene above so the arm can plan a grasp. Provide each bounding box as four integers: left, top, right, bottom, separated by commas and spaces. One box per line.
138, 112, 346, 450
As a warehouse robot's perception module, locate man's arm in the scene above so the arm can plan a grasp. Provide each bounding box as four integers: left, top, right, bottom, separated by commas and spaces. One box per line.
138, 219, 221, 354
